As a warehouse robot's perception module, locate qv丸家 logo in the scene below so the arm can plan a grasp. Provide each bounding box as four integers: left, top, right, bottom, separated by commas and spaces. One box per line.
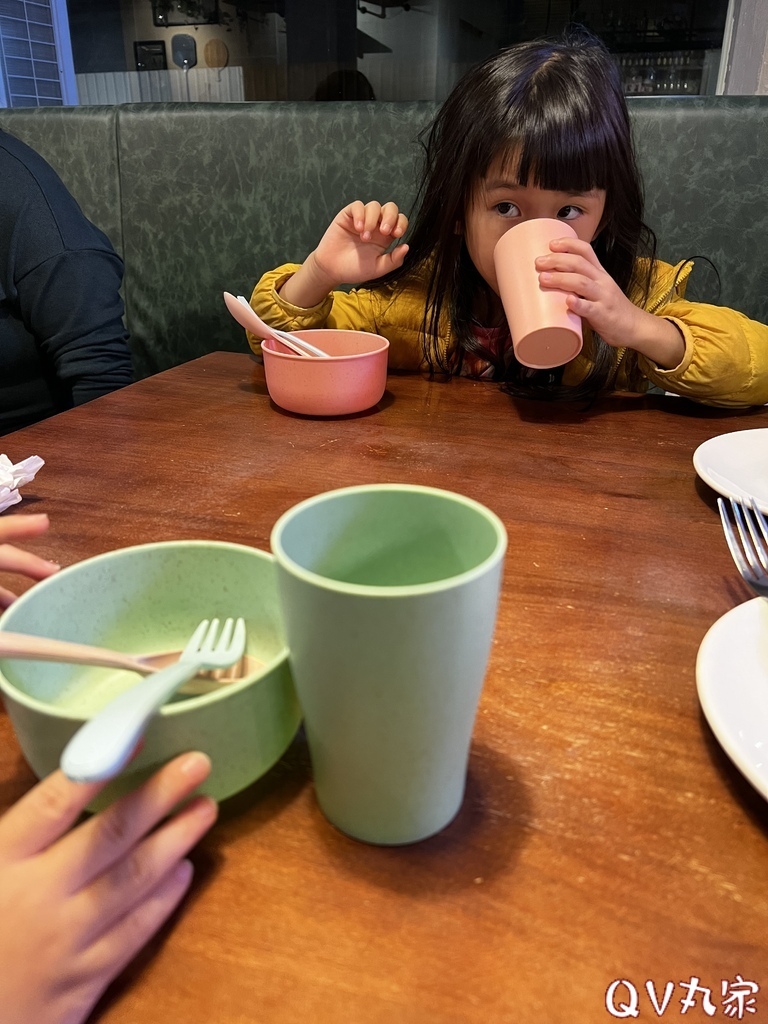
605, 976, 759, 1018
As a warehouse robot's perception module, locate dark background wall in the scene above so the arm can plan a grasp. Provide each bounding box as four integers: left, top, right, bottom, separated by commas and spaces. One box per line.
68, 0, 127, 74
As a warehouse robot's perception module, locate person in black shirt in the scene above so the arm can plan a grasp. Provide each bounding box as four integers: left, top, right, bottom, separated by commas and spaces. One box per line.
0, 130, 134, 435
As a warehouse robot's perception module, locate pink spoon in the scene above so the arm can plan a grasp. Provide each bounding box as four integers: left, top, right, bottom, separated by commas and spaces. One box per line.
223, 292, 330, 358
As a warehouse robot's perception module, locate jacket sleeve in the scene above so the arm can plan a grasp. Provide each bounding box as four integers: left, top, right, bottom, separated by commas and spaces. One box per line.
19, 248, 133, 406
249, 264, 424, 370
8, 179, 134, 408
637, 300, 768, 408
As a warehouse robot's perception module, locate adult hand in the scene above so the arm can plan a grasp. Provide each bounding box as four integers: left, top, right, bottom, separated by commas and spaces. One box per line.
0, 751, 216, 1024
535, 238, 685, 368
280, 200, 409, 308
0, 513, 60, 608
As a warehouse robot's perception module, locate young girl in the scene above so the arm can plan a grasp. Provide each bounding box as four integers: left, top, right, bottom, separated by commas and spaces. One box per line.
250, 33, 768, 407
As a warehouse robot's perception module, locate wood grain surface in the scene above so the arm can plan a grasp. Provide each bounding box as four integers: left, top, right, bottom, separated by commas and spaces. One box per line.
1, 353, 766, 1024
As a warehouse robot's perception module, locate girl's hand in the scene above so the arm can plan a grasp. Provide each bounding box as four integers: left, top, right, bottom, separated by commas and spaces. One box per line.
0, 751, 216, 1024
280, 201, 409, 308
535, 237, 685, 369
313, 200, 409, 284
0, 513, 60, 609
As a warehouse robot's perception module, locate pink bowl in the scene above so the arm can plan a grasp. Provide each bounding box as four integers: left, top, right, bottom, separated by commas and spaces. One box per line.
261, 329, 390, 416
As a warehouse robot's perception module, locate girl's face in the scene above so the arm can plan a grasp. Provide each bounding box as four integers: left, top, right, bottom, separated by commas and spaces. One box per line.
463, 154, 606, 298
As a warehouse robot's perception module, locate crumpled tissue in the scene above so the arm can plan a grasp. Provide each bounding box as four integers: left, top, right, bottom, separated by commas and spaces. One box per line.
0, 455, 45, 513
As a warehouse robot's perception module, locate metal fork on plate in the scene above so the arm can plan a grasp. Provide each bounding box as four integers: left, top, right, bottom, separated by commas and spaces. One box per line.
717, 496, 768, 599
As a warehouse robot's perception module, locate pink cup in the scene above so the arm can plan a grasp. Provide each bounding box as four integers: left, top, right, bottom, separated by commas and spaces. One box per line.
493, 218, 583, 370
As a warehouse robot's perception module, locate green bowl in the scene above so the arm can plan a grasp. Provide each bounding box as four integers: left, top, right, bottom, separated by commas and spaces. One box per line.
0, 540, 300, 808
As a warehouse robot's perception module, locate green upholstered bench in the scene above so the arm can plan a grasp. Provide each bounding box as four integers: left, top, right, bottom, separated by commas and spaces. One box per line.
2, 97, 766, 379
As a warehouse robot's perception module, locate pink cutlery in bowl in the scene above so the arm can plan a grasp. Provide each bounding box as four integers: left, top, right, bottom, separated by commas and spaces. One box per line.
223, 291, 389, 416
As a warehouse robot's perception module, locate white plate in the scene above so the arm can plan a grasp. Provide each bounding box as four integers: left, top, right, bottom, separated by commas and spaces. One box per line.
696, 598, 768, 800
693, 428, 768, 512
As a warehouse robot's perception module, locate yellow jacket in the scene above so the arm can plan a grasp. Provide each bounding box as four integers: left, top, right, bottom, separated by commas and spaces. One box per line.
250, 259, 768, 407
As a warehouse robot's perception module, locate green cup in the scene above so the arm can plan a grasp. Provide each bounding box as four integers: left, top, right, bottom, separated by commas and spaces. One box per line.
270, 484, 507, 845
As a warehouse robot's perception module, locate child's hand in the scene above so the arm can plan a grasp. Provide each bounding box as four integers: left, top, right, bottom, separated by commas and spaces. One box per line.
0, 513, 60, 608
535, 237, 685, 368
535, 237, 644, 348
0, 751, 216, 1024
313, 200, 409, 284
280, 201, 409, 308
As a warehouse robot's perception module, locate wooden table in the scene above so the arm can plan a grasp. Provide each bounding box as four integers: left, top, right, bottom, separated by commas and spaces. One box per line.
1, 353, 767, 1023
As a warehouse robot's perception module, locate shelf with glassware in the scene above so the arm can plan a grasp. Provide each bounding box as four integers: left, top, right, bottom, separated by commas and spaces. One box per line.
616, 49, 721, 96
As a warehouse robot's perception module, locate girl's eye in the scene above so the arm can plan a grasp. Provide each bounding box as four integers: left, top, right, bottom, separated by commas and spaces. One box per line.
558, 205, 582, 221
495, 202, 520, 218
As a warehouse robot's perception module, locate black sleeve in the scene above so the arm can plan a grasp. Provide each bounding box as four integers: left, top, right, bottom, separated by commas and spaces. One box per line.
16, 243, 134, 406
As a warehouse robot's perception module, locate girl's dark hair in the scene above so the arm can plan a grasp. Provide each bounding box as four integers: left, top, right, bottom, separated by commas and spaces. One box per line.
381, 31, 658, 401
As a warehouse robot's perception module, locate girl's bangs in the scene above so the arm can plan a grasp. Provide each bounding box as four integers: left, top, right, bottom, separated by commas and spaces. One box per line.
495, 116, 612, 195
